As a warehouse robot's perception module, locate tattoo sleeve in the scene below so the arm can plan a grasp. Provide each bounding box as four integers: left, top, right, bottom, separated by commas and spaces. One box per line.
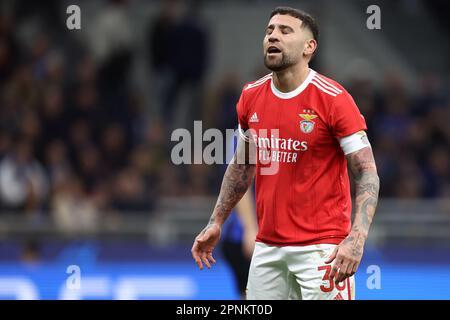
347, 146, 380, 239
206, 136, 256, 228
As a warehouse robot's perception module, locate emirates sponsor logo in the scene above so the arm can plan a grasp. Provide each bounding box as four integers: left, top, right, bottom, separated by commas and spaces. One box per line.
251, 134, 308, 152
170, 122, 308, 175
250, 130, 308, 165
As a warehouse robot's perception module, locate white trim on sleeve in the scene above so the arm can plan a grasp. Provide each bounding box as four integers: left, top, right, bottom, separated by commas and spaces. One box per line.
338, 131, 371, 155
238, 124, 250, 142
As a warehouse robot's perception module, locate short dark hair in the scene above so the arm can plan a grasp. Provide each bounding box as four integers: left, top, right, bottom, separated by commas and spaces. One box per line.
270, 7, 319, 43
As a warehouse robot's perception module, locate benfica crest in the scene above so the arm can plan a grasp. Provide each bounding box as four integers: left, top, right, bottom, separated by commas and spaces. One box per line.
299, 113, 318, 134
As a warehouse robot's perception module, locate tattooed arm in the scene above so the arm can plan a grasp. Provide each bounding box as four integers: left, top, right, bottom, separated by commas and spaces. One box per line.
347, 146, 379, 241
191, 136, 256, 269
326, 144, 380, 284
209, 136, 256, 227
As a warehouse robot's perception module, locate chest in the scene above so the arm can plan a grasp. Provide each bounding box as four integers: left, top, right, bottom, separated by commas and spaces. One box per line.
247, 95, 334, 148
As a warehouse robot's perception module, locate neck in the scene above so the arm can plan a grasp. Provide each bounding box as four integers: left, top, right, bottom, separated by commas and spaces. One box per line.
272, 62, 310, 93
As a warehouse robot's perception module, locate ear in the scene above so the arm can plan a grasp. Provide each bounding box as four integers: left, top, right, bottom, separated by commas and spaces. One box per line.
303, 39, 317, 57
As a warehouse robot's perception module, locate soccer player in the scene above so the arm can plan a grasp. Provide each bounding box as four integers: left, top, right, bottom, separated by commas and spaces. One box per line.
191, 7, 380, 300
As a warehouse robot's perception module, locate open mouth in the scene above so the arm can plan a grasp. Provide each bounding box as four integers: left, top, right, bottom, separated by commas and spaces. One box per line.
267, 46, 282, 54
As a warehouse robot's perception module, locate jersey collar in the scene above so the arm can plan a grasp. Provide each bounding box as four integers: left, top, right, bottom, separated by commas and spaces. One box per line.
270, 68, 316, 99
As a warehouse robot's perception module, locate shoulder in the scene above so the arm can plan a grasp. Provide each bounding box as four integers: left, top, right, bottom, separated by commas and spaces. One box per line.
236, 74, 272, 119
309, 70, 347, 98
242, 73, 273, 95
237, 73, 272, 115
308, 71, 362, 123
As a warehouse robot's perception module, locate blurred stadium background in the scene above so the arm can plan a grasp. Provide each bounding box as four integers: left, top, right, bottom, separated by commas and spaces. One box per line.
0, 0, 449, 299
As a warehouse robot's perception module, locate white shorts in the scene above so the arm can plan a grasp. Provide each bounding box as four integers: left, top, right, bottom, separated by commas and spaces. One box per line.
246, 242, 355, 300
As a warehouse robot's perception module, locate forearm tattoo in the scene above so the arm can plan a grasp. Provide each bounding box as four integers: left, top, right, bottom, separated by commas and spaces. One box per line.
207, 139, 256, 228
347, 147, 380, 238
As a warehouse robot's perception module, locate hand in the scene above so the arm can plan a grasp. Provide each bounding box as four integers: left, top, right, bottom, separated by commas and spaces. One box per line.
324, 230, 366, 285
191, 223, 221, 270
242, 228, 257, 259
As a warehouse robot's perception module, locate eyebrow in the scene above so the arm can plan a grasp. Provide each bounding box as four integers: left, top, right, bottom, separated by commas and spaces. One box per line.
266, 24, 295, 32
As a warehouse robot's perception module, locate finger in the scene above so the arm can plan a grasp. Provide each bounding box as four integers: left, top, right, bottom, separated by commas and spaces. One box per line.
335, 265, 347, 284
336, 263, 350, 284
193, 253, 203, 270
329, 257, 342, 279
207, 252, 216, 264
345, 261, 354, 275
340, 260, 356, 284
192, 252, 204, 270
344, 261, 354, 277
196, 257, 203, 270
191, 246, 204, 270
324, 246, 338, 264
335, 263, 348, 285
334, 272, 342, 285
201, 253, 211, 269
351, 262, 359, 275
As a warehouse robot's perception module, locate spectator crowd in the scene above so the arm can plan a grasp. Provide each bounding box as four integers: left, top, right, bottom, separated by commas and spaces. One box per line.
0, 0, 448, 233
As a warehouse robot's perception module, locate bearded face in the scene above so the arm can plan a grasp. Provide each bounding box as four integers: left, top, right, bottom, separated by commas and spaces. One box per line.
263, 14, 309, 72
264, 46, 298, 72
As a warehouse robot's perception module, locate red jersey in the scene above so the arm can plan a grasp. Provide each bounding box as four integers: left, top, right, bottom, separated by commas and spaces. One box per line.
236, 69, 367, 246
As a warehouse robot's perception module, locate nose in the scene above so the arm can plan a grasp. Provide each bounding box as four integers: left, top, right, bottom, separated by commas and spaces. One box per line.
268, 35, 279, 43
268, 29, 280, 43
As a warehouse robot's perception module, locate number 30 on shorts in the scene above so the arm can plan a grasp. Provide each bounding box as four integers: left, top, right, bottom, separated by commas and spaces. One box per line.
318, 265, 347, 292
